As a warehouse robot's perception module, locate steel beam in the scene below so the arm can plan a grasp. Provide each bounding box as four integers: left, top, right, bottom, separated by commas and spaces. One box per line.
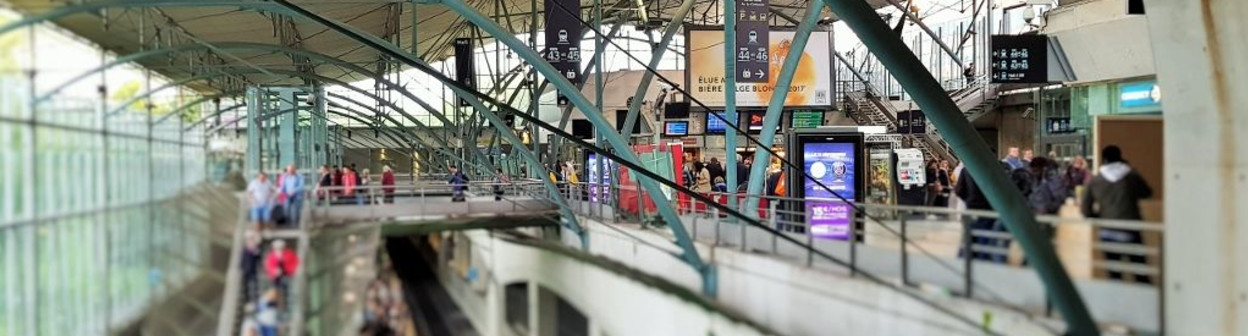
620, 0, 696, 137
743, 2, 824, 214
819, 0, 1096, 332
270, 0, 585, 243
433, 0, 716, 296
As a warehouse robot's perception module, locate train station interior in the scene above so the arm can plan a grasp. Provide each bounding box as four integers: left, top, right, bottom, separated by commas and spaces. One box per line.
0, 0, 1243, 335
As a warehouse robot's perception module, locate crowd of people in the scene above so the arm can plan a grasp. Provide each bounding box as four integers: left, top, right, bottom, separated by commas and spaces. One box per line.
951, 145, 1154, 283
246, 165, 307, 230
313, 164, 398, 205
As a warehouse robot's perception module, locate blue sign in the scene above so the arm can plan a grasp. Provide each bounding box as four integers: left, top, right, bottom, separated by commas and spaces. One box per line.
664, 121, 689, 136
706, 112, 732, 134
1119, 81, 1161, 108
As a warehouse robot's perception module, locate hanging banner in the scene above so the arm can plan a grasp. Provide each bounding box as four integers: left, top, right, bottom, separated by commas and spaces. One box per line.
735, 0, 770, 83
686, 28, 834, 108
454, 38, 475, 107
545, 0, 582, 106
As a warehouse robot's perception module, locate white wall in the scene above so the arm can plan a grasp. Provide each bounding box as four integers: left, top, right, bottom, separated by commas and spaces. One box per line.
1042, 0, 1156, 83
439, 230, 772, 336
570, 216, 1058, 336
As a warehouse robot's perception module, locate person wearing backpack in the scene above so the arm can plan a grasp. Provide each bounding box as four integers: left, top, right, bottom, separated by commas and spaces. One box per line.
492, 169, 510, 201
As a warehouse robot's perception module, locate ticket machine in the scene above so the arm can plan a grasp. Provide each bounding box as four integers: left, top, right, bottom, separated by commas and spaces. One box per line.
893, 148, 927, 206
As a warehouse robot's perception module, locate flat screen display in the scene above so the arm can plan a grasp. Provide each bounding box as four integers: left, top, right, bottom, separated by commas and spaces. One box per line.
747, 112, 781, 133
705, 111, 736, 134
803, 142, 858, 240
663, 121, 689, 136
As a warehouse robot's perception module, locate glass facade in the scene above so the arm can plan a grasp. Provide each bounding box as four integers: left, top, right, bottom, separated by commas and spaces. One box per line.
0, 12, 212, 335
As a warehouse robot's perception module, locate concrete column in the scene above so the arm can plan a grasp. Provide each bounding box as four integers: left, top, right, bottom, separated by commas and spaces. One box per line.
1143, 0, 1248, 334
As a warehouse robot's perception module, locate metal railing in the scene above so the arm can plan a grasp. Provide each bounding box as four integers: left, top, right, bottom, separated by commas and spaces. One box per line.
553, 182, 1164, 333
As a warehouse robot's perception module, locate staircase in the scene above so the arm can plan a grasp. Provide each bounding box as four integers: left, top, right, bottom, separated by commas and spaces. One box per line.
843, 80, 998, 163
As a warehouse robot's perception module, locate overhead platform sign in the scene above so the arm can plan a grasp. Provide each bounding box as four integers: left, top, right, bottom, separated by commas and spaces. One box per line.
990, 34, 1049, 83
686, 28, 833, 108
545, 0, 582, 106
454, 38, 475, 107
734, 0, 770, 83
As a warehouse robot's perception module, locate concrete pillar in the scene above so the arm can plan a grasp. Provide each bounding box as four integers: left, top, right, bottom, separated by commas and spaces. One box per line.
1143, 0, 1248, 333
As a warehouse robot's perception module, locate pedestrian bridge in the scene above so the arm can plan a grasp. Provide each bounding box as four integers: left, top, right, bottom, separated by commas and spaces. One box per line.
304, 182, 558, 227
203, 177, 1167, 336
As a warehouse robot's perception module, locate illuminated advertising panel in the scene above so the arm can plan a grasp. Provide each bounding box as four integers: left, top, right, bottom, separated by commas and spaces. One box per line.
686, 29, 833, 108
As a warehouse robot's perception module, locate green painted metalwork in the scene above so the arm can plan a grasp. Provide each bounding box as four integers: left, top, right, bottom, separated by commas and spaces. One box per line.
268, 0, 587, 244
742, 1, 825, 215
818, 0, 1098, 332
430, 0, 716, 296
619, 0, 696, 137
0, 0, 289, 36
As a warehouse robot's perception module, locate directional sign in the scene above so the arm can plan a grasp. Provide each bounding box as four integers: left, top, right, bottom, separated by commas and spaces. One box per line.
735, 0, 770, 83
990, 34, 1049, 84
454, 38, 474, 107
545, 0, 582, 105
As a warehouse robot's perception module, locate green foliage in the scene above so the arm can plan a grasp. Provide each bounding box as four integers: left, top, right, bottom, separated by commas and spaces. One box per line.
0, 15, 26, 72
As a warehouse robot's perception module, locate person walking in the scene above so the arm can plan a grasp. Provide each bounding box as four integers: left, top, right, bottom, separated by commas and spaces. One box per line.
448, 165, 469, 202
955, 163, 1012, 263
707, 157, 725, 186
333, 165, 344, 198
247, 172, 275, 230
924, 161, 941, 206
935, 159, 953, 207
241, 230, 263, 302
1027, 157, 1069, 215
1082, 145, 1154, 283
264, 239, 300, 301
317, 165, 333, 205
693, 161, 712, 194
1001, 147, 1025, 170
736, 155, 751, 186
381, 165, 396, 204
492, 168, 510, 201
342, 167, 360, 205
256, 289, 281, 336
361, 168, 373, 204
279, 164, 305, 227
1065, 156, 1092, 195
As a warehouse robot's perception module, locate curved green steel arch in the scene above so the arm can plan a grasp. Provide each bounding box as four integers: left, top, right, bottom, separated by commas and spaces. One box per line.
427, 0, 712, 292
109, 72, 244, 117
0, 1, 289, 36
153, 90, 246, 125
325, 99, 480, 173
187, 104, 247, 130
37, 42, 461, 131
324, 91, 496, 173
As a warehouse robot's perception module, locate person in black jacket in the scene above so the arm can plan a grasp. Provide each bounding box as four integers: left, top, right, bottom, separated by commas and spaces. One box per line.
1082, 145, 1154, 283
954, 162, 1012, 263
707, 157, 725, 186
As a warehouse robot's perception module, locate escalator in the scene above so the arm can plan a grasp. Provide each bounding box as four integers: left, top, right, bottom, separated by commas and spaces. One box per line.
386, 236, 480, 336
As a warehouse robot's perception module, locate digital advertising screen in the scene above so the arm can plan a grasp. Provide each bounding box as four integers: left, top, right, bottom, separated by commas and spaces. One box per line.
586, 154, 613, 203
795, 133, 864, 240
686, 29, 834, 107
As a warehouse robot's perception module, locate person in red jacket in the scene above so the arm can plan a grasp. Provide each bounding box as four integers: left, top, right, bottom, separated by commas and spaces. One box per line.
264, 239, 299, 300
